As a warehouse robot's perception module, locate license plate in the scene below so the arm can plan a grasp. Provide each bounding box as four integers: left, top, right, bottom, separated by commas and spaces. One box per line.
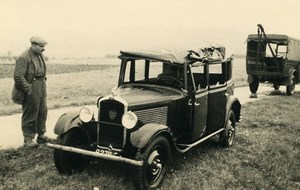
96, 149, 113, 155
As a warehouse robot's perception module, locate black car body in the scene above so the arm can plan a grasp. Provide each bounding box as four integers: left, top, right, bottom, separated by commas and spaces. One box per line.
48, 47, 241, 189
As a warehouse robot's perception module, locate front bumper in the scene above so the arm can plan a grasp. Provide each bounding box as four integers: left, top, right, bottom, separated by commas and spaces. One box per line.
47, 143, 143, 167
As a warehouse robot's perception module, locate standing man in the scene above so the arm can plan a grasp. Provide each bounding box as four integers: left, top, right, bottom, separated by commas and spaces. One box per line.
13, 36, 50, 147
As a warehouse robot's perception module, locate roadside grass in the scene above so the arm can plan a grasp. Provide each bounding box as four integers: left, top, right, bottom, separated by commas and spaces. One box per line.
0, 94, 299, 190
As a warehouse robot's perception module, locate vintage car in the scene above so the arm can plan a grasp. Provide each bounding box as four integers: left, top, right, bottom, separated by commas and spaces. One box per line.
48, 47, 241, 189
246, 24, 300, 95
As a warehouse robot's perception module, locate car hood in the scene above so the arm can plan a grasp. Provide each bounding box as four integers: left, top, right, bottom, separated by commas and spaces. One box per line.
112, 85, 185, 107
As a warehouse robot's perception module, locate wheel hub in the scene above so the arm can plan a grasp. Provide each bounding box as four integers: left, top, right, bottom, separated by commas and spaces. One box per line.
147, 150, 163, 182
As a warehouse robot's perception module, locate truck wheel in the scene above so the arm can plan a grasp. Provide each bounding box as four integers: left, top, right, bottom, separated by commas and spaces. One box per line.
273, 83, 280, 90
249, 76, 259, 93
134, 135, 171, 190
286, 75, 296, 95
220, 110, 236, 147
53, 129, 89, 174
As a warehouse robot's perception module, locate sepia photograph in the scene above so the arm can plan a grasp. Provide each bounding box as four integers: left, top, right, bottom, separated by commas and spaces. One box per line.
0, 0, 299, 189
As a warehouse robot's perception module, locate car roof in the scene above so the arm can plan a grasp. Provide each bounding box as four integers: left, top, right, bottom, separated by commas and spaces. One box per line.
119, 51, 186, 65
119, 48, 229, 66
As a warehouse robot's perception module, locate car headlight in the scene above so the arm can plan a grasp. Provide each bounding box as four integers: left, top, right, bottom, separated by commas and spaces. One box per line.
79, 107, 94, 122
122, 111, 137, 129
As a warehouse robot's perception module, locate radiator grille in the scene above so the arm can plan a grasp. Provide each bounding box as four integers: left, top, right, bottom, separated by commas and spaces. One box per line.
99, 99, 125, 149
135, 106, 168, 124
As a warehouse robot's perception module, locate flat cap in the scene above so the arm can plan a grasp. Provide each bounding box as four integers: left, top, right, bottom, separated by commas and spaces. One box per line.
30, 36, 47, 46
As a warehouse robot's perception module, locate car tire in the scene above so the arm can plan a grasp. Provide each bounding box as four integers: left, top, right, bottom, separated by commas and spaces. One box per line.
249, 76, 259, 93
53, 129, 89, 174
220, 110, 236, 147
286, 74, 296, 95
273, 83, 280, 90
134, 135, 171, 190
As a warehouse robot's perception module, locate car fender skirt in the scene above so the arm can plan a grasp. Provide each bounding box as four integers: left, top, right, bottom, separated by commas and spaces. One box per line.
130, 123, 171, 149
54, 110, 83, 135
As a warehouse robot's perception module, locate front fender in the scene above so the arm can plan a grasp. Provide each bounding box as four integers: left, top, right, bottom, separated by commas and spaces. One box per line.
54, 109, 83, 135
130, 123, 171, 149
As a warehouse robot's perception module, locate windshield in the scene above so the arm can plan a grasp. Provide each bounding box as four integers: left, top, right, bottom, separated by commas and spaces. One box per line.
120, 59, 185, 89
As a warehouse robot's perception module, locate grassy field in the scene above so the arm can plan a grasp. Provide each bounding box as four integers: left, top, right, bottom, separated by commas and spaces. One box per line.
0, 57, 247, 116
0, 94, 299, 190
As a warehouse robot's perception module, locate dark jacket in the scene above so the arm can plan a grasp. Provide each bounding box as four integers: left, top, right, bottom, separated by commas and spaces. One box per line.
14, 47, 47, 94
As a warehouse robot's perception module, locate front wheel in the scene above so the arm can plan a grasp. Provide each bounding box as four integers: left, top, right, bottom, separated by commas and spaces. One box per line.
220, 110, 236, 147
286, 75, 296, 95
134, 135, 171, 190
53, 129, 89, 174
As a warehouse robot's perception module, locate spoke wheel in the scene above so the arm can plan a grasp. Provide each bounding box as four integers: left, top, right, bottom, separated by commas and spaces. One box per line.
134, 135, 171, 190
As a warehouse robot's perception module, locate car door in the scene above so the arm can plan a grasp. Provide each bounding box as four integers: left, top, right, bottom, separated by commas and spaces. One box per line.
207, 63, 227, 132
189, 65, 208, 141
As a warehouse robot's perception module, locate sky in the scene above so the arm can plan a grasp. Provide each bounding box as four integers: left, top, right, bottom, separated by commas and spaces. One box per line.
1, 0, 300, 58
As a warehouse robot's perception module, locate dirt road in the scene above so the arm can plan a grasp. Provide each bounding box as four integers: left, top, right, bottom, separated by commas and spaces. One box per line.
0, 84, 298, 149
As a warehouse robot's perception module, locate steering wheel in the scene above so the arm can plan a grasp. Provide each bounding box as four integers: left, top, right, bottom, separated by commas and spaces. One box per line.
157, 75, 184, 88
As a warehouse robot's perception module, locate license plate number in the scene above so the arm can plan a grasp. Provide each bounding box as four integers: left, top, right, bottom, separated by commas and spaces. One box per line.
96, 149, 113, 155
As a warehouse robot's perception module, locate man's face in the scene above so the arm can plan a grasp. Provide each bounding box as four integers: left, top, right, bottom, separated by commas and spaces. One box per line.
32, 44, 46, 55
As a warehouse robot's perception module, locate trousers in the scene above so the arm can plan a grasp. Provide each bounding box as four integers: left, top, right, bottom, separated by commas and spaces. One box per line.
21, 80, 47, 140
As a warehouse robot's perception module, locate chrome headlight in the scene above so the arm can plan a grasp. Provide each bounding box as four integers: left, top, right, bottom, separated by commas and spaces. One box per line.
122, 111, 137, 129
79, 107, 94, 123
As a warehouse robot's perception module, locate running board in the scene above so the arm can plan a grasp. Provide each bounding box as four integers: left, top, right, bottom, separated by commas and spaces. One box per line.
47, 143, 143, 167
175, 128, 225, 153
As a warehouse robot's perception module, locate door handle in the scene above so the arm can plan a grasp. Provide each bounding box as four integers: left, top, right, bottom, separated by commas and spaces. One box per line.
188, 99, 192, 106
188, 99, 200, 106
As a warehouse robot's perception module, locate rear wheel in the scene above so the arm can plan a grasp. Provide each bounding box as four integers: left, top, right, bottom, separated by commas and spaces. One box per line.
53, 129, 89, 174
249, 75, 259, 93
134, 135, 171, 190
286, 75, 296, 95
220, 110, 236, 147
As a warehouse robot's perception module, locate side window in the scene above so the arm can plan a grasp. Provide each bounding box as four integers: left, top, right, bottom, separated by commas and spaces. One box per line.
277, 45, 287, 58
208, 64, 226, 87
190, 65, 207, 91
